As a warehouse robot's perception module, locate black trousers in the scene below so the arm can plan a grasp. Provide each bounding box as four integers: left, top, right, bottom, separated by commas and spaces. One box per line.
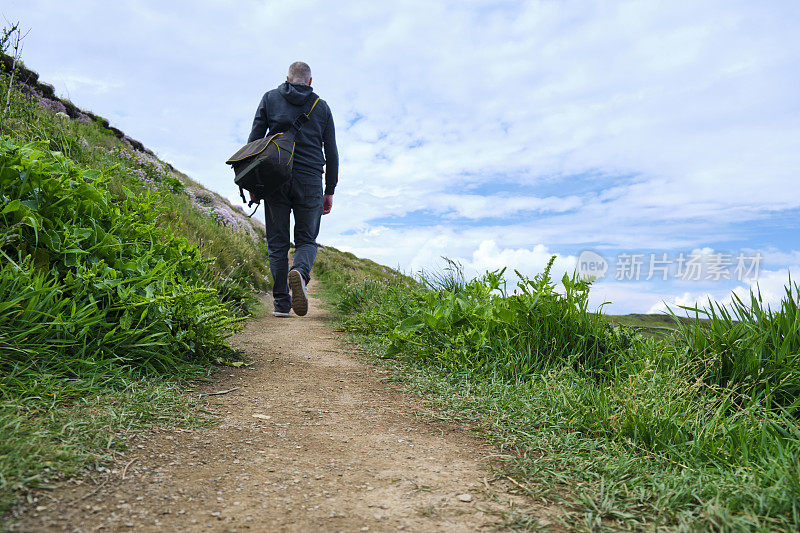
263, 172, 323, 312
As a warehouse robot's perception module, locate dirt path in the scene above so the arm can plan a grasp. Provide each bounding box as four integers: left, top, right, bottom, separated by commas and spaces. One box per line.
12, 291, 554, 532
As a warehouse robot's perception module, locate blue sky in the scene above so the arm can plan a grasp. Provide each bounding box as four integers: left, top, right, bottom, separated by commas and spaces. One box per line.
5, 0, 800, 314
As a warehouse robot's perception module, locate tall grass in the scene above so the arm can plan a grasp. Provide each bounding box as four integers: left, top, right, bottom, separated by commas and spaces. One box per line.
677, 282, 800, 411
320, 255, 800, 530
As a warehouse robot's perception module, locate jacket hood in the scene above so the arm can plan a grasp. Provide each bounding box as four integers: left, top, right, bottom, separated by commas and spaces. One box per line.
278, 81, 313, 106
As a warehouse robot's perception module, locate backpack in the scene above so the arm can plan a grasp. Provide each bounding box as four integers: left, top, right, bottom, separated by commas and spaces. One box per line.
226, 93, 320, 213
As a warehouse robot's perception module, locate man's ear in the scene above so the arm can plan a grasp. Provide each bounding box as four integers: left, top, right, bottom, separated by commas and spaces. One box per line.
286, 76, 290, 82
309, 77, 312, 85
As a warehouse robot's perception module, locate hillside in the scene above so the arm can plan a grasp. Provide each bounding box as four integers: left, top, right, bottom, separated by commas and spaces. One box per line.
0, 51, 271, 294
0, 49, 263, 514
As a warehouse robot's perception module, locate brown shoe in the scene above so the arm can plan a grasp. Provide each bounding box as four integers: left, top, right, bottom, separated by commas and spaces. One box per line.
288, 269, 309, 316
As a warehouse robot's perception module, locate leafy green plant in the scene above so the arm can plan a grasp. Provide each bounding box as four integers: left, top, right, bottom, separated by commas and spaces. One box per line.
0, 137, 241, 376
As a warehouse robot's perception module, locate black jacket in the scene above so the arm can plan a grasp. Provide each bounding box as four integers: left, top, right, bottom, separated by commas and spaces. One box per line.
248, 82, 338, 195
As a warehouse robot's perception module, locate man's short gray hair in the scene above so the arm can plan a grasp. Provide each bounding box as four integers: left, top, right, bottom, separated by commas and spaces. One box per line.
287, 61, 312, 84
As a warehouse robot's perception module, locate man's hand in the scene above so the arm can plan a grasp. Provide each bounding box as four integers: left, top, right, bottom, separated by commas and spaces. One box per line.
323, 194, 333, 215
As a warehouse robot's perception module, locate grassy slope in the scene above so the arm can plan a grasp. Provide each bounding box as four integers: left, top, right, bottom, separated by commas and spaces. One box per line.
0, 57, 270, 520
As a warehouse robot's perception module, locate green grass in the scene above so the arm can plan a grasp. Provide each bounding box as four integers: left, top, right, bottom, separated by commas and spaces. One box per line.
0, 379, 205, 514
314, 254, 800, 531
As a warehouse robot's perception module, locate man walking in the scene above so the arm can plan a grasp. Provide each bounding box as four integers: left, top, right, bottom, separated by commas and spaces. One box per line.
248, 61, 338, 317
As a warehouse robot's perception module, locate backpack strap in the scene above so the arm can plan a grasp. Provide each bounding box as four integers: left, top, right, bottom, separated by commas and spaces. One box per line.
291, 92, 320, 131
239, 185, 261, 215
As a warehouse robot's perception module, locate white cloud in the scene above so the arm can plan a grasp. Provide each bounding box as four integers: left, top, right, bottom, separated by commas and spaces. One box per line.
459, 240, 576, 282
647, 266, 800, 315
647, 292, 717, 316
49, 73, 121, 96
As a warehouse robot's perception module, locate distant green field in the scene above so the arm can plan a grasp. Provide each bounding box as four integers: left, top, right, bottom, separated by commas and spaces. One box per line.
605, 313, 682, 338
605, 313, 713, 338
605, 313, 682, 328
